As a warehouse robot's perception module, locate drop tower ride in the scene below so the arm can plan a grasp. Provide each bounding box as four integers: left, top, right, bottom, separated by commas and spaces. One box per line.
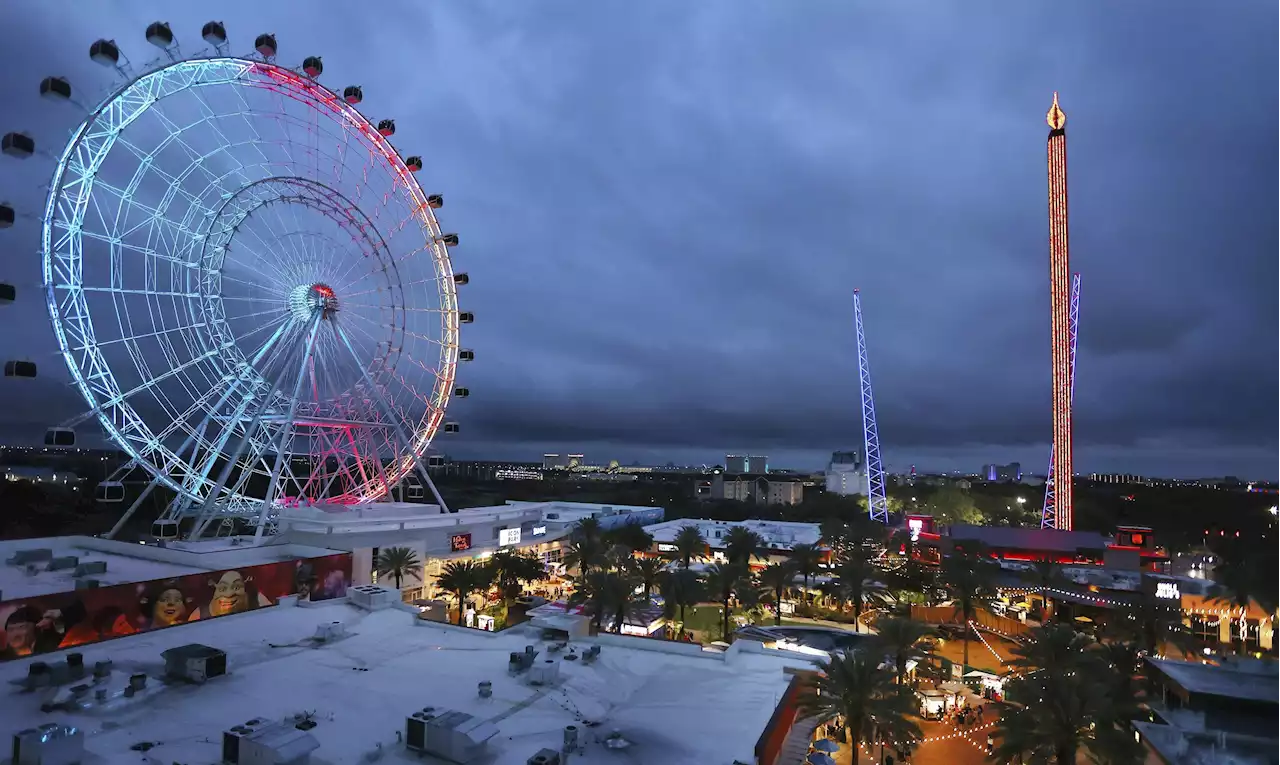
1043, 93, 1074, 531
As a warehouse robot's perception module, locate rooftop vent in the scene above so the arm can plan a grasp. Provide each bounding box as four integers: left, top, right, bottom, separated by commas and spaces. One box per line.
527, 750, 562, 765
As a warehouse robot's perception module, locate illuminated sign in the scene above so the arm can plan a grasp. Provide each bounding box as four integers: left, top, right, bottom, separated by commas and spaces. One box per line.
450, 533, 472, 553
907, 518, 924, 542
532, 526, 547, 536
498, 528, 522, 546
1155, 582, 1180, 601
657, 543, 677, 552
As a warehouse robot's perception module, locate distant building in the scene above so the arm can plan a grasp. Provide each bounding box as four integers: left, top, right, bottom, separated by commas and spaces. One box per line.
981, 463, 1022, 482
2, 465, 81, 485
825, 450, 866, 496
1089, 473, 1144, 484
643, 518, 822, 566
542, 453, 586, 471
704, 473, 803, 505
725, 455, 769, 475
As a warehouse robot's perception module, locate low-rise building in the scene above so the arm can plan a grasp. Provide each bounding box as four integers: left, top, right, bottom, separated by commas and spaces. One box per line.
704, 473, 804, 505
1135, 656, 1278, 764
642, 518, 823, 568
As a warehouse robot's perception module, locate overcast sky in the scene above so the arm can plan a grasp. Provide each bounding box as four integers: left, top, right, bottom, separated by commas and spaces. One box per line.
1, 1, 1275, 478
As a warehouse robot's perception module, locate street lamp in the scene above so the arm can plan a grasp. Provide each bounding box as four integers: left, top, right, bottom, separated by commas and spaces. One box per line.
1016, 497, 1026, 505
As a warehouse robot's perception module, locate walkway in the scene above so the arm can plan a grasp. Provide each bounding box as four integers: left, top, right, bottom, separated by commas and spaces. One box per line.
776, 715, 821, 765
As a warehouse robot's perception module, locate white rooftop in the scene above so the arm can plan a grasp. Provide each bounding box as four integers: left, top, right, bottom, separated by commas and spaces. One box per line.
0, 536, 340, 600
0, 601, 811, 765
1147, 657, 1280, 704
644, 518, 822, 550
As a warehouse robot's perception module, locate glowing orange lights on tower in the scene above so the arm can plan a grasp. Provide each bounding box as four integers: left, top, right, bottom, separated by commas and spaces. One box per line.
1045, 92, 1074, 530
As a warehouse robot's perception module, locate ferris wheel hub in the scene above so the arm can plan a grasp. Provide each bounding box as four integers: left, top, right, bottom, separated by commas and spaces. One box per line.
288, 282, 338, 321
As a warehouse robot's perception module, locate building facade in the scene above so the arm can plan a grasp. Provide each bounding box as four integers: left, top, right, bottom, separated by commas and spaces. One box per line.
643, 518, 823, 569
825, 450, 866, 496
725, 455, 769, 475
706, 474, 804, 505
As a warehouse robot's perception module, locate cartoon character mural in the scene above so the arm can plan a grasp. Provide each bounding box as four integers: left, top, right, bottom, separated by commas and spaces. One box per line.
0, 553, 352, 661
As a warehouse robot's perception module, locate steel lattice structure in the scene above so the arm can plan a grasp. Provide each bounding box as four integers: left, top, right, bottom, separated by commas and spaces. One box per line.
29, 28, 469, 542
1045, 92, 1074, 531
1042, 272, 1080, 529
852, 289, 889, 524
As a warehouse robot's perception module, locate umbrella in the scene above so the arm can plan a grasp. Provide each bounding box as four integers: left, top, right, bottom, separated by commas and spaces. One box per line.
807, 753, 836, 765
811, 739, 839, 753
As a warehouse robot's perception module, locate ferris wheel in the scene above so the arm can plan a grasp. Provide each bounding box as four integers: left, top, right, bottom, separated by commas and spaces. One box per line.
1, 21, 473, 541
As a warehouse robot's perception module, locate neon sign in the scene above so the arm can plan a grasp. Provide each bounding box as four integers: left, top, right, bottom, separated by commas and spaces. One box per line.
1155, 582, 1180, 600
450, 533, 472, 553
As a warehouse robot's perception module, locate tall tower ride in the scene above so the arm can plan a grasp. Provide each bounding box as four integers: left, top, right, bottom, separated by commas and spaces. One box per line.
852, 289, 890, 523
1044, 93, 1074, 531
1042, 272, 1079, 528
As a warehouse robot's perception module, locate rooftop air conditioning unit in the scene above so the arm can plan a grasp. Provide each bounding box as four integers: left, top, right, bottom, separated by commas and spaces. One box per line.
47, 555, 79, 571
527, 658, 561, 686
74, 578, 101, 590
235, 722, 319, 765
313, 621, 346, 642
162, 644, 227, 683
405, 707, 439, 752
411, 709, 499, 763
222, 718, 268, 764
347, 584, 400, 611
7, 548, 53, 566
527, 750, 562, 765
73, 561, 107, 577
12, 723, 84, 765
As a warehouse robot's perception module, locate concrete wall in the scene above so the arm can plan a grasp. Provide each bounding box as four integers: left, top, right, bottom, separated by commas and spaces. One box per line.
588, 631, 723, 658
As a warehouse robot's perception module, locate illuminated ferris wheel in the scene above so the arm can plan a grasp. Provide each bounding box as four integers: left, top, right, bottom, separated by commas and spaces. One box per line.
1, 21, 474, 540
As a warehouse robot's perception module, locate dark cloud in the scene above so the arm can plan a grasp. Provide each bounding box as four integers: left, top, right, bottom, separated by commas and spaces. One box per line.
0, 0, 1273, 479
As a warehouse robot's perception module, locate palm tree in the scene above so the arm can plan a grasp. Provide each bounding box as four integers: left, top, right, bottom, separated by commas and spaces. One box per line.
874, 616, 937, 685
836, 545, 874, 626
994, 623, 1143, 765
436, 560, 489, 625
574, 516, 603, 543
375, 547, 421, 591
799, 650, 922, 765
704, 561, 749, 641
658, 567, 704, 638
789, 543, 822, 609
1106, 586, 1197, 658
563, 535, 606, 580
627, 556, 665, 601
1210, 536, 1278, 620
757, 562, 796, 625
940, 549, 996, 671
603, 522, 654, 556
672, 524, 707, 569
819, 517, 854, 560
724, 526, 765, 566
570, 569, 635, 634
488, 549, 548, 605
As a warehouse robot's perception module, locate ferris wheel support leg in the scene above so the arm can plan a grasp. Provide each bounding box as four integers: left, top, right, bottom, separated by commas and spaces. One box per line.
332, 320, 453, 513
183, 322, 293, 524
252, 316, 327, 545
189, 321, 302, 538
103, 475, 159, 540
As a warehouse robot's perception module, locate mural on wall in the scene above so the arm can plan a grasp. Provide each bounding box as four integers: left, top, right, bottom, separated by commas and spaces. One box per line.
0, 553, 351, 661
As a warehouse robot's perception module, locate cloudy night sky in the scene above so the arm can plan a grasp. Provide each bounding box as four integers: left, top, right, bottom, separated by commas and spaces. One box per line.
0, 1, 1274, 478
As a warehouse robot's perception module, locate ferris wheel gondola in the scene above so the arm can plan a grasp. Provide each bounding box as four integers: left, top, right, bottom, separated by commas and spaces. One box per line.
2, 20, 475, 542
